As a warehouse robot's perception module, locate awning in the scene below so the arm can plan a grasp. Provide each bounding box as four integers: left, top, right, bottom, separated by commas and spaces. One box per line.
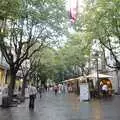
86, 73, 112, 78
63, 78, 78, 83
0, 64, 9, 70
63, 76, 86, 83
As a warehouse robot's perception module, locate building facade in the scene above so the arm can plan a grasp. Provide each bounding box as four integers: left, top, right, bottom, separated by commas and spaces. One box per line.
89, 39, 120, 93
0, 51, 9, 88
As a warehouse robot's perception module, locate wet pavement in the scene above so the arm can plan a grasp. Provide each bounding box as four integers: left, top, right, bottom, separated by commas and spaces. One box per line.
0, 92, 120, 120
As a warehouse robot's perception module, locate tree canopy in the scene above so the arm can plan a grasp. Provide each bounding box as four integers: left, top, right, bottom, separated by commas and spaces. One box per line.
78, 0, 120, 69
0, 0, 67, 97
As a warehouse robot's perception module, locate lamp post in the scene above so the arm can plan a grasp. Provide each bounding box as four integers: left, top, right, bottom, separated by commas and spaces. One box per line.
94, 52, 99, 96
95, 53, 99, 83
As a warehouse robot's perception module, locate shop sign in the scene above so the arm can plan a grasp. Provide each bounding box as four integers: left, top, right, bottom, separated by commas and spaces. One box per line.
80, 83, 90, 101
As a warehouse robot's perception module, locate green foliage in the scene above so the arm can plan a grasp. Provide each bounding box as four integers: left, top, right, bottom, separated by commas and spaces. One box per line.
75, 0, 120, 68
61, 32, 91, 67
29, 0, 120, 83
0, 0, 68, 95
0, 0, 67, 68
0, 0, 21, 19
31, 48, 58, 81
30, 32, 92, 82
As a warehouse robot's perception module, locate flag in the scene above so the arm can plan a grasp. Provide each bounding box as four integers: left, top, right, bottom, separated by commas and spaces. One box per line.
70, 0, 78, 23
66, 0, 78, 23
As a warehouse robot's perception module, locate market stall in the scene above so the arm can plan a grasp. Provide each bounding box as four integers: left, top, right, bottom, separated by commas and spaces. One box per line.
86, 73, 113, 97
63, 78, 79, 93
63, 76, 90, 101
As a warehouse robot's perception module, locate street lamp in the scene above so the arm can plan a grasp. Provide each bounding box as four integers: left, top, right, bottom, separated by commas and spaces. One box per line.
94, 52, 99, 82
84, 55, 90, 74
93, 52, 100, 95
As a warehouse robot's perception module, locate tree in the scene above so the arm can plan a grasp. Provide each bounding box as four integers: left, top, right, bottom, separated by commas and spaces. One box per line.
27, 32, 91, 84
80, 0, 120, 69
74, 0, 120, 92
0, 0, 67, 98
59, 32, 91, 78
20, 59, 36, 99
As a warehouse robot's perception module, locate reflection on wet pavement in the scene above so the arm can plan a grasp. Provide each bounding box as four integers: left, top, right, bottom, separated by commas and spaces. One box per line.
0, 92, 120, 120
91, 100, 103, 120
67, 93, 80, 112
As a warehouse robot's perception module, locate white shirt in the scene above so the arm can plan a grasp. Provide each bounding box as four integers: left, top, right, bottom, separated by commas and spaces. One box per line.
28, 86, 37, 95
102, 85, 108, 91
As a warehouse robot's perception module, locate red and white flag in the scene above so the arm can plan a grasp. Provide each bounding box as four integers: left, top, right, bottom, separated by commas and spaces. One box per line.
65, 0, 78, 23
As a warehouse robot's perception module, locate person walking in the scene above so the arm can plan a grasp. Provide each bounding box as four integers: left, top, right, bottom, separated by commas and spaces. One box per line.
38, 86, 42, 99
54, 84, 58, 96
28, 84, 37, 109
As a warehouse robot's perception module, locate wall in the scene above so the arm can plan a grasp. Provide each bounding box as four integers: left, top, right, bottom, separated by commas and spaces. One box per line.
0, 67, 6, 87
107, 70, 120, 93
0, 51, 9, 88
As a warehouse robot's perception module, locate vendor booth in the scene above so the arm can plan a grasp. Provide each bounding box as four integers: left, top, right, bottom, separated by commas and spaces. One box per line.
86, 72, 113, 97
63, 76, 90, 101
63, 78, 79, 94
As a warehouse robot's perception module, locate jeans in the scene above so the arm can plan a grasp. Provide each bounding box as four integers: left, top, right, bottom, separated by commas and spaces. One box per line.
29, 95, 35, 109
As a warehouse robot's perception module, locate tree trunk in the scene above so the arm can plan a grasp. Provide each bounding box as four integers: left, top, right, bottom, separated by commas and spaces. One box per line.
76, 79, 80, 95
21, 77, 27, 97
36, 76, 40, 89
81, 67, 84, 76
8, 71, 16, 99
21, 77, 27, 102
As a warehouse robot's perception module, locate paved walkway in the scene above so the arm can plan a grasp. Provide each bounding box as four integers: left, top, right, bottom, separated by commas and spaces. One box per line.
0, 92, 120, 120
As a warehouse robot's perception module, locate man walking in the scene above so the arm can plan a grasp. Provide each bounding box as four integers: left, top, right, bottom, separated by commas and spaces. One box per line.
54, 84, 58, 96
28, 84, 37, 109
38, 86, 42, 98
